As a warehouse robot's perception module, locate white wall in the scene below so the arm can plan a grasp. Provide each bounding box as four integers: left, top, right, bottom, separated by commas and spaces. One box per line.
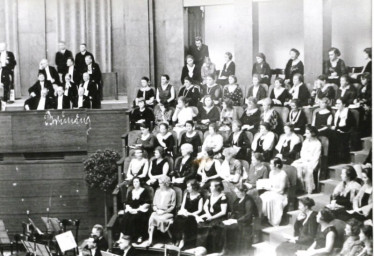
331, 0, 372, 67
205, 5, 235, 70
257, 0, 304, 70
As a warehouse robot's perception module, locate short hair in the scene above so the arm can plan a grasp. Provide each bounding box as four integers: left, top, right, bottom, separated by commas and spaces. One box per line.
293, 73, 303, 82
85, 55, 92, 60
80, 43, 87, 47
203, 95, 213, 105
93, 224, 104, 236
252, 74, 261, 81
272, 157, 283, 169
66, 57, 74, 63
154, 146, 166, 158
290, 48, 300, 57
137, 97, 145, 104
305, 125, 318, 137
37, 72, 45, 77
223, 98, 234, 109
158, 175, 171, 186
180, 143, 193, 154
235, 183, 248, 194
141, 76, 150, 83
256, 52, 266, 62
260, 122, 271, 131
336, 98, 349, 107
319, 208, 335, 223
346, 218, 362, 236
185, 120, 194, 127
317, 74, 327, 82
246, 97, 258, 107
178, 96, 187, 104
290, 99, 301, 108
328, 47, 341, 57
342, 165, 357, 181
232, 120, 242, 130
252, 152, 264, 162
131, 176, 144, 187
274, 77, 284, 86
208, 123, 218, 132
206, 74, 215, 80
225, 52, 233, 60
284, 122, 295, 132
361, 168, 372, 184
361, 72, 371, 82
210, 179, 224, 192
262, 97, 273, 107
161, 74, 170, 81
138, 122, 150, 130
187, 179, 200, 191
223, 147, 237, 158
183, 76, 193, 83
186, 54, 194, 61
159, 100, 170, 110
361, 225, 373, 240
159, 122, 169, 130
364, 47, 372, 58
229, 75, 237, 83
340, 74, 350, 83
320, 97, 331, 105
195, 36, 203, 43
299, 197, 315, 209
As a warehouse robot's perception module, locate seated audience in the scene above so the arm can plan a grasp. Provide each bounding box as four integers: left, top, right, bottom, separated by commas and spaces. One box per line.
28, 72, 54, 99
54, 86, 70, 109
197, 149, 221, 189
337, 74, 357, 105
153, 100, 173, 128
339, 218, 363, 256
131, 104, 153, 131
292, 125, 321, 194
217, 52, 235, 86
155, 122, 174, 156
134, 77, 155, 108
147, 147, 170, 189
119, 177, 151, 244
63, 73, 78, 105
197, 95, 220, 130
276, 197, 318, 256
172, 96, 197, 137
357, 73, 372, 135
331, 99, 355, 164
357, 225, 373, 256
275, 123, 302, 164
25, 88, 54, 110
312, 97, 333, 137
222, 183, 256, 255
288, 73, 311, 107
201, 57, 216, 85
222, 75, 243, 106
349, 168, 373, 221
146, 175, 176, 246
79, 72, 100, 109
74, 87, 91, 109
179, 121, 202, 157
201, 123, 224, 155
261, 98, 280, 133
285, 48, 304, 86
313, 75, 336, 104
247, 74, 267, 101
196, 179, 228, 254
219, 98, 239, 130
172, 179, 203, 249
225, 120, 251, 161
177, 77, 200, 107
251, 122, 276, 162
260, 157, 288, 226
200, 75, 222, 105
323, 47, 347, 85
270, 78, 291, 106
252, 52, 271, 86
240, 97, 261, 134
180, 55, 201, 85
243, 153, 269, 192
219, 147, 243, 185
170, 143, 197, 189
353, 150, 372, 179
133, 123, 156, 158
287, 99, 308, 135
156, 74, 176, 106
295, 208, 337, 256
125, 147, 149, 184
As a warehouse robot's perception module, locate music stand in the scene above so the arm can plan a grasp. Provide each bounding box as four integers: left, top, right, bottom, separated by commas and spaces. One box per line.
28, 218, 44, 236
22, 240, 52, 256
41, 217, 61, 234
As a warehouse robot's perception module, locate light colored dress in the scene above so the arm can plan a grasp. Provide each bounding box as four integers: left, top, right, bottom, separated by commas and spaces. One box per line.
260, 170, 288, 226
173, 107, 195, 137
148, 188, 176, 233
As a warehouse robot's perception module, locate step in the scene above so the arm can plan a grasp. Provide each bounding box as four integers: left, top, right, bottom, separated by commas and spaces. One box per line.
328, 164, 348, 180
262, 225, 293, 244
298, 193, 330, 211
251, 241, 277, 256
361, 137, 372, 151
351, 150, 370, 164
320, 179, 339, 195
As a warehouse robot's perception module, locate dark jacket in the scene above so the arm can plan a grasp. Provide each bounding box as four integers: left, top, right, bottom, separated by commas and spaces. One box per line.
337, 85, 357, 105
54, 95, 71, 109
226, 131, 251, 160
26, 96, 54, 110
180, 65, 201, 84
63, 66, 81, 84
252, 62, 271, 85
75, 51, 95, 74
73, 95, 91, 109
38, 66, 60, 85
247, 85, 267, 101
323, 58, 347, 78
291, 83, 311, 107
28, 81, 54, 98
63, 82, 78, 103
0, 68, 11, 89
83, 62, 102, 87
189, 44, 209, 67
1, 51, 16, 71
55, 49, 74, 74
79, 81, 100, 109
285, 59, 304, 81
294, 211, 318, 246
171, 156, 197, 181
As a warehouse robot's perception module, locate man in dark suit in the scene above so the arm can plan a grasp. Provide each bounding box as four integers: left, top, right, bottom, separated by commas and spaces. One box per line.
63, 57, 81, 84
0, 64, 11, 101
55, 41, 73, 82
54, 86, 71, 109
75, 43, 95, 75
82, 237, 102, 256
188, 36, 209, 67
0, 42, 17, 97
28, 73, 54, 99
84, 55, 102, 101
91, 225, 108, 252
117, 234, 137, 256
63, 73, 78, 105
38, 59, 60, 86
337, 74, 357, 105
25, 88, 54, 110
74, 87, 91, 108
80, 72, 100, 108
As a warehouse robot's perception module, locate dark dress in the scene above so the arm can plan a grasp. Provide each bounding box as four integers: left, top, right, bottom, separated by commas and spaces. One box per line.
197, 106, 220, 129
276, 211, 318, 256
189, 44, 209, 67
240, 108, 261, 134
316, 86, 336, 102
198, 194, 228, 253
180, 132, 202, 157
200, 84, 222, 105
277, 139, 302, 165
285, 59, 304, 83
270, 88, 291, 106
323, 58, 347, 85
129, 107, 155, 130
315, 226, 338, 250
252, 62, 271, 85
180, 65, 202, 84
135, 88, 155, 108
287, 109, 307, 135
172, 193, 202, 249
178, 86, 200, 107
120, 188, 151, 240
314, 110, 333, 138
134, 135, 156, 158
149, 158, 168, 189
217, 62, 235, 86
170, 156, 197, 190
157, 134, 175, 157
226, 131, 251, 161
157, 84, 175, 106
223, 85, 243, 106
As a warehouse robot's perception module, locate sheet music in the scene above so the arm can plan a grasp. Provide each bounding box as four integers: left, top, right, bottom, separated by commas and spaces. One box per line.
55, 231, 77, 253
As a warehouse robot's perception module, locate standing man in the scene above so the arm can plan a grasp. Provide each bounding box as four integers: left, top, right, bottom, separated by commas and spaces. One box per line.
75, 43, 95, 76
0, 42, 16, 102
188, 36, 209, 68
84, 55, 102, 102
0, 62, 11, 102
55, 41, 73, 83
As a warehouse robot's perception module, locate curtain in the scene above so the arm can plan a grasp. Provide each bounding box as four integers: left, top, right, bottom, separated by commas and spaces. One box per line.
187, 7, 204, 47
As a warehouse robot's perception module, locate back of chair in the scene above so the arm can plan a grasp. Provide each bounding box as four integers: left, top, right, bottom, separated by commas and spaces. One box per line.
283, 164, 297, 188
164, 244, 181, 256
244, 131, 254, 145
297, 134, 304, 144
234, 106, 244, 118
302, 107, 315, 125
332, 219, 347, 249
267, 84, 275, 97
318, 136, 329, 157
350, 109, 360, 129
196, 130, 204, 142
273, 106, 289, 125
240, 159, 250, 180
165, 156, 174, 174
172, 186, 183, 210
